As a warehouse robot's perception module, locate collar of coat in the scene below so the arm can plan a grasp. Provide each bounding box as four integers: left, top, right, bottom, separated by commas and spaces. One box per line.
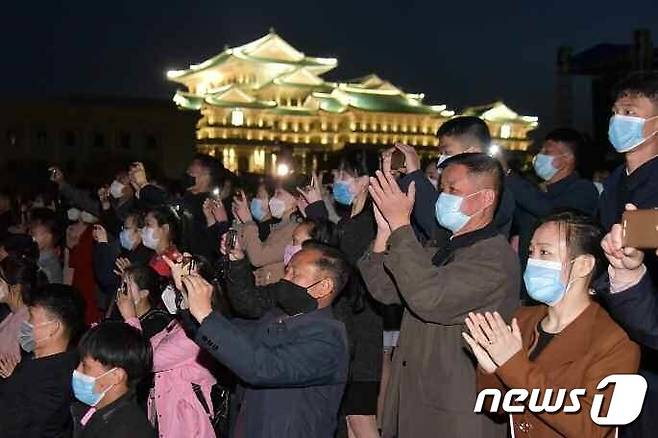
432, 222, 499, 266
521, 301, 600, 366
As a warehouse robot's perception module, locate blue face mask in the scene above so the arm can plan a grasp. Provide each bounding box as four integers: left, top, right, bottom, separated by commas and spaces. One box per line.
608, 115, 658, 153
250, 198, 267, 222
435, 192, 479, 233
533, 154, 559, 181
333, 180, 355, 206
72, 368, 117, 406
119, 229, 136, 251
523, 258, 570, 306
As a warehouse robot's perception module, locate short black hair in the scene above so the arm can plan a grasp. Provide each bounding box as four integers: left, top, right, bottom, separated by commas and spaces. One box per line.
124, 210, 145, 229
299, 219, 335, 246
0, 255, 47, 303
280, 173, 312, 197
537, 210, 606, 281
124, 265, 161, 307
193, 153, 226, 187
436, 116, 491, 150
25, 284, 86, 343
544, 128, 584, 163
78, 321, 153, 390
303, 242, 351, 295
442, 153, 504, 210
338, 153, 372, 178
147, 206, 180, 245
30, 208, 63, 246
612, 71, 658, 102
1, 234, 39, 261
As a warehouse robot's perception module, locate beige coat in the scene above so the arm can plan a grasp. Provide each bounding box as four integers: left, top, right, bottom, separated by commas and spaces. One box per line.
358, 225, 520, 438
239, 220, 297, 286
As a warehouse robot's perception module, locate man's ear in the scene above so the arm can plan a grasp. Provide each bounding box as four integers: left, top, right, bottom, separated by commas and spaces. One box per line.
309, 278, 333, 299
482, 189, 496, 209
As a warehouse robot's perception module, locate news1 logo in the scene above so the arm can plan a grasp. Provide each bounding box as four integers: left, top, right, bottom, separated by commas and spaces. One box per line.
474, 374, 647, 426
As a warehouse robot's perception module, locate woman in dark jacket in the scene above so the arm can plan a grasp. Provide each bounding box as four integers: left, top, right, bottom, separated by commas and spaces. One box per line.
93, 210, 153, 312
300, 157, 383, 438
329, 158, 383, 438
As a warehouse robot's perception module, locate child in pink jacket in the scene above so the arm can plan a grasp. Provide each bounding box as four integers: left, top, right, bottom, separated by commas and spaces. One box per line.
121, 301, 216, 437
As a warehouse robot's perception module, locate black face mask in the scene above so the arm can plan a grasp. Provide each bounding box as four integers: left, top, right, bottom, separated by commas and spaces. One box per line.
182, 173, 196, 189
274, 279, 323, 316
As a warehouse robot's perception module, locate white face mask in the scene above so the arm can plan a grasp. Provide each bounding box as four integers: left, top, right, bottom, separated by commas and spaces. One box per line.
67, 208, 81, 222
141, 227, 160, 250
269, 198, 287, 219
80, 211, 98, 224
109, 180, 126, 199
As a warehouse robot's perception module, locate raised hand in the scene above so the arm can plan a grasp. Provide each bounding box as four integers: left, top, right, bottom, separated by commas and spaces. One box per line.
116, 282, 137, 320
113, 257, 132, 276
92, 224, 108, 244
297, 171, 323, 204
49, 166, 65, 185
128, 162, 148, 191
368, 170, 415, 232
232, 190, 252, 224
372, 203, 392, 253
394, 143, 420, 173
182, 274, 214, 323
220, 232, 245, 261
465, 312, 522, 367
0, 353, 20, 379
601, 204, 645, 273
163, 253, 186, 291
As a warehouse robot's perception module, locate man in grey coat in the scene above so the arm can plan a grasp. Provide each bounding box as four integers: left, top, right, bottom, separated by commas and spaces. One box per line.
359, 153, 520, 438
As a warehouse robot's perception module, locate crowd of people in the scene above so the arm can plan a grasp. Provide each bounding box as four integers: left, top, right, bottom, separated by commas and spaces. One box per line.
0, 70, 656, 438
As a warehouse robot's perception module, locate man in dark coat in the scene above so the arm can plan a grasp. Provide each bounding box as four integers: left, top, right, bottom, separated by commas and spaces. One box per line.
359, 154, 519, 438
184, 242, 350, 438
596, 71, 658, 438
0, 284, 85, 438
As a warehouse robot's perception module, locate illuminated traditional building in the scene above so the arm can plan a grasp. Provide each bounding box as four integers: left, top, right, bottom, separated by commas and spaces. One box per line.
168, 31, 538, 173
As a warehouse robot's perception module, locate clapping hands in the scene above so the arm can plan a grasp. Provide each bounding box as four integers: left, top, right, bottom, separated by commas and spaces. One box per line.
462, 312, 523, 374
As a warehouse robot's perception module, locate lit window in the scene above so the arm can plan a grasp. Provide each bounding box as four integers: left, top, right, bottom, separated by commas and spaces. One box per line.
500, 124, 512, 139
231, 109, 244, 127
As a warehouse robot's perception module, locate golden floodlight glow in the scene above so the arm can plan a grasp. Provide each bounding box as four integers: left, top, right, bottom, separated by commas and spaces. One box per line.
277, 163, 290, 176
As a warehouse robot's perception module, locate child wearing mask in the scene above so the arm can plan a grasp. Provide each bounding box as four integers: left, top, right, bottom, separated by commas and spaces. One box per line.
72, 321, 155, 438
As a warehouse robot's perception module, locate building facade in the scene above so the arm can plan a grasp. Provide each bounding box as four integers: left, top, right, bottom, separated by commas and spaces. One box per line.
0, 97, 197, 188
168, 31, 538, 173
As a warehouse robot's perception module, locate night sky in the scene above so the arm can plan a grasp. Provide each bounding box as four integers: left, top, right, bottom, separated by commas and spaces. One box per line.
3, 0, 658, 133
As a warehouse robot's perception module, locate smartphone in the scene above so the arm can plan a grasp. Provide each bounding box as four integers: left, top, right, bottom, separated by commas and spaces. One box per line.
391, 150, 406, 170
622, 209, 658, 249
212, 187, 221, 200
226, 229, 238, 251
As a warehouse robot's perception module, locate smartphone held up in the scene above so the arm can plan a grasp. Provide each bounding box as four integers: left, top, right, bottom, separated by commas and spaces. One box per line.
622, 209, 658, 249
